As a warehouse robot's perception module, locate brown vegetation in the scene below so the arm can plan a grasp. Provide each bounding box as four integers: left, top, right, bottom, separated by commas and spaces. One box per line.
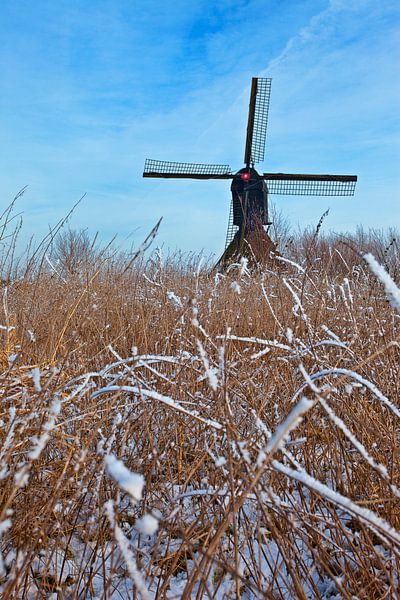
0, 202, 399, 598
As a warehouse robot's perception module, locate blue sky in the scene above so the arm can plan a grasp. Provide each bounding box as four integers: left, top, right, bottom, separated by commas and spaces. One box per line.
1, 0, 399, 255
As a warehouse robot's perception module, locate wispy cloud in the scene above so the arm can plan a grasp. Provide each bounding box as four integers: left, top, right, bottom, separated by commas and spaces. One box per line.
0, 0, 398, 254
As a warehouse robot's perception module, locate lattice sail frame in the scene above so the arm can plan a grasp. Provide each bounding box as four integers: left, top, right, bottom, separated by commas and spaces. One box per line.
263, 174, 357, 196
143, 76, 358, 256
251, 78, 272, 164
244, 78, 272, 166
144, 159, 232, 178
224, 199, 238, 249
223, 174, 357, 247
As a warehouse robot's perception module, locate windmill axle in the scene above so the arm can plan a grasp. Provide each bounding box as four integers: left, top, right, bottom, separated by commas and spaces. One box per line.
142, 77, 357, 268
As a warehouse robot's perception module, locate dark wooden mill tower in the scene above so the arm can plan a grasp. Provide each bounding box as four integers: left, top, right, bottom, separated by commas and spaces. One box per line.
143, 77, 357, 267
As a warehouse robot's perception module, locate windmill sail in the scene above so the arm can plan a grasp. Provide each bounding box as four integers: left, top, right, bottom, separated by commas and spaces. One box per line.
263, 173, 357, 196
142, 75, 358, 269
244, 78, 272, 166
224, 199, 237, 250
143, 159, 233, 179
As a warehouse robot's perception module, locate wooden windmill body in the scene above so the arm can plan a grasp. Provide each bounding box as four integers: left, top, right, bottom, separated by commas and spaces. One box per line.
143, 77, 357, 267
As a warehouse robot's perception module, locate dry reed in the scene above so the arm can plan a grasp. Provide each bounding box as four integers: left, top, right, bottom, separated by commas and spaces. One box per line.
0, 202, 399, 599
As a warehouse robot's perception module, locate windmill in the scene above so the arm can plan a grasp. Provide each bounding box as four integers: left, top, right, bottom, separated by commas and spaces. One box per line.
143, 77, 357, 267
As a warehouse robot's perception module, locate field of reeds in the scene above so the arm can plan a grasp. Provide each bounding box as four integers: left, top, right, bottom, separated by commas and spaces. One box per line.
0, 199, 399, 599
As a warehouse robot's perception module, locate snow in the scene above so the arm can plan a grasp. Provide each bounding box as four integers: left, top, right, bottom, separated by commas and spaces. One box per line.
0, 407, 17, 479
220, 334, 292, 352
8, 353, 18, 367
320, 324, 341, 342
196, 339, 218, 391
104, 454, 144, 502
0, 519, 12, 535
14, 465, 29, 488
317, 396, 400, 497
283, 277, 309, 323
104, 500, 151, 600
272, 459, 400, 546
258, 397, 315, 464
166, 290, 183, 309
292, 367, 400, 419
135, 513, 159, 536
27, 329, 36, 342
2, 254, 399, 598
30, 367, 41, 392
274, 255, 306, 273
238, 256, 250, 276
230, 281, 241, 294
44, 253, 67, 283
92, 384, 222, 430
364, 253, 400, 313
28, 398, 61, 460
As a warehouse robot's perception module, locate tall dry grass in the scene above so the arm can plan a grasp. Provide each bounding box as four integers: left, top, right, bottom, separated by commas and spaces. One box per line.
0, 200, 399, 599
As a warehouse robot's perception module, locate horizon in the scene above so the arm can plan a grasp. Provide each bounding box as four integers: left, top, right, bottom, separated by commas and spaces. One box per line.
1, 0, 399, 256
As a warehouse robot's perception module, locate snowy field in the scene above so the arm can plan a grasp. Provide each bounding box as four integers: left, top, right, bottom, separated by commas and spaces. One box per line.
0, 221, 399, 599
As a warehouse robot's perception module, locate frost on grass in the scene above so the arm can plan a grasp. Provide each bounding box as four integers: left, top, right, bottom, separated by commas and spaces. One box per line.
28, 397, 61, 460
104, 500, 151, 600
230, 280, 241, 294
1, 232, 399, 599
166, 290, 183, 309
135, 513, 159, 536
364, 252, 400, 313
30, 367, 41, 392
292, 367, 400, 418
105, 454, 144, 502
257, 396, 315, 464
272, 460, 400, 546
